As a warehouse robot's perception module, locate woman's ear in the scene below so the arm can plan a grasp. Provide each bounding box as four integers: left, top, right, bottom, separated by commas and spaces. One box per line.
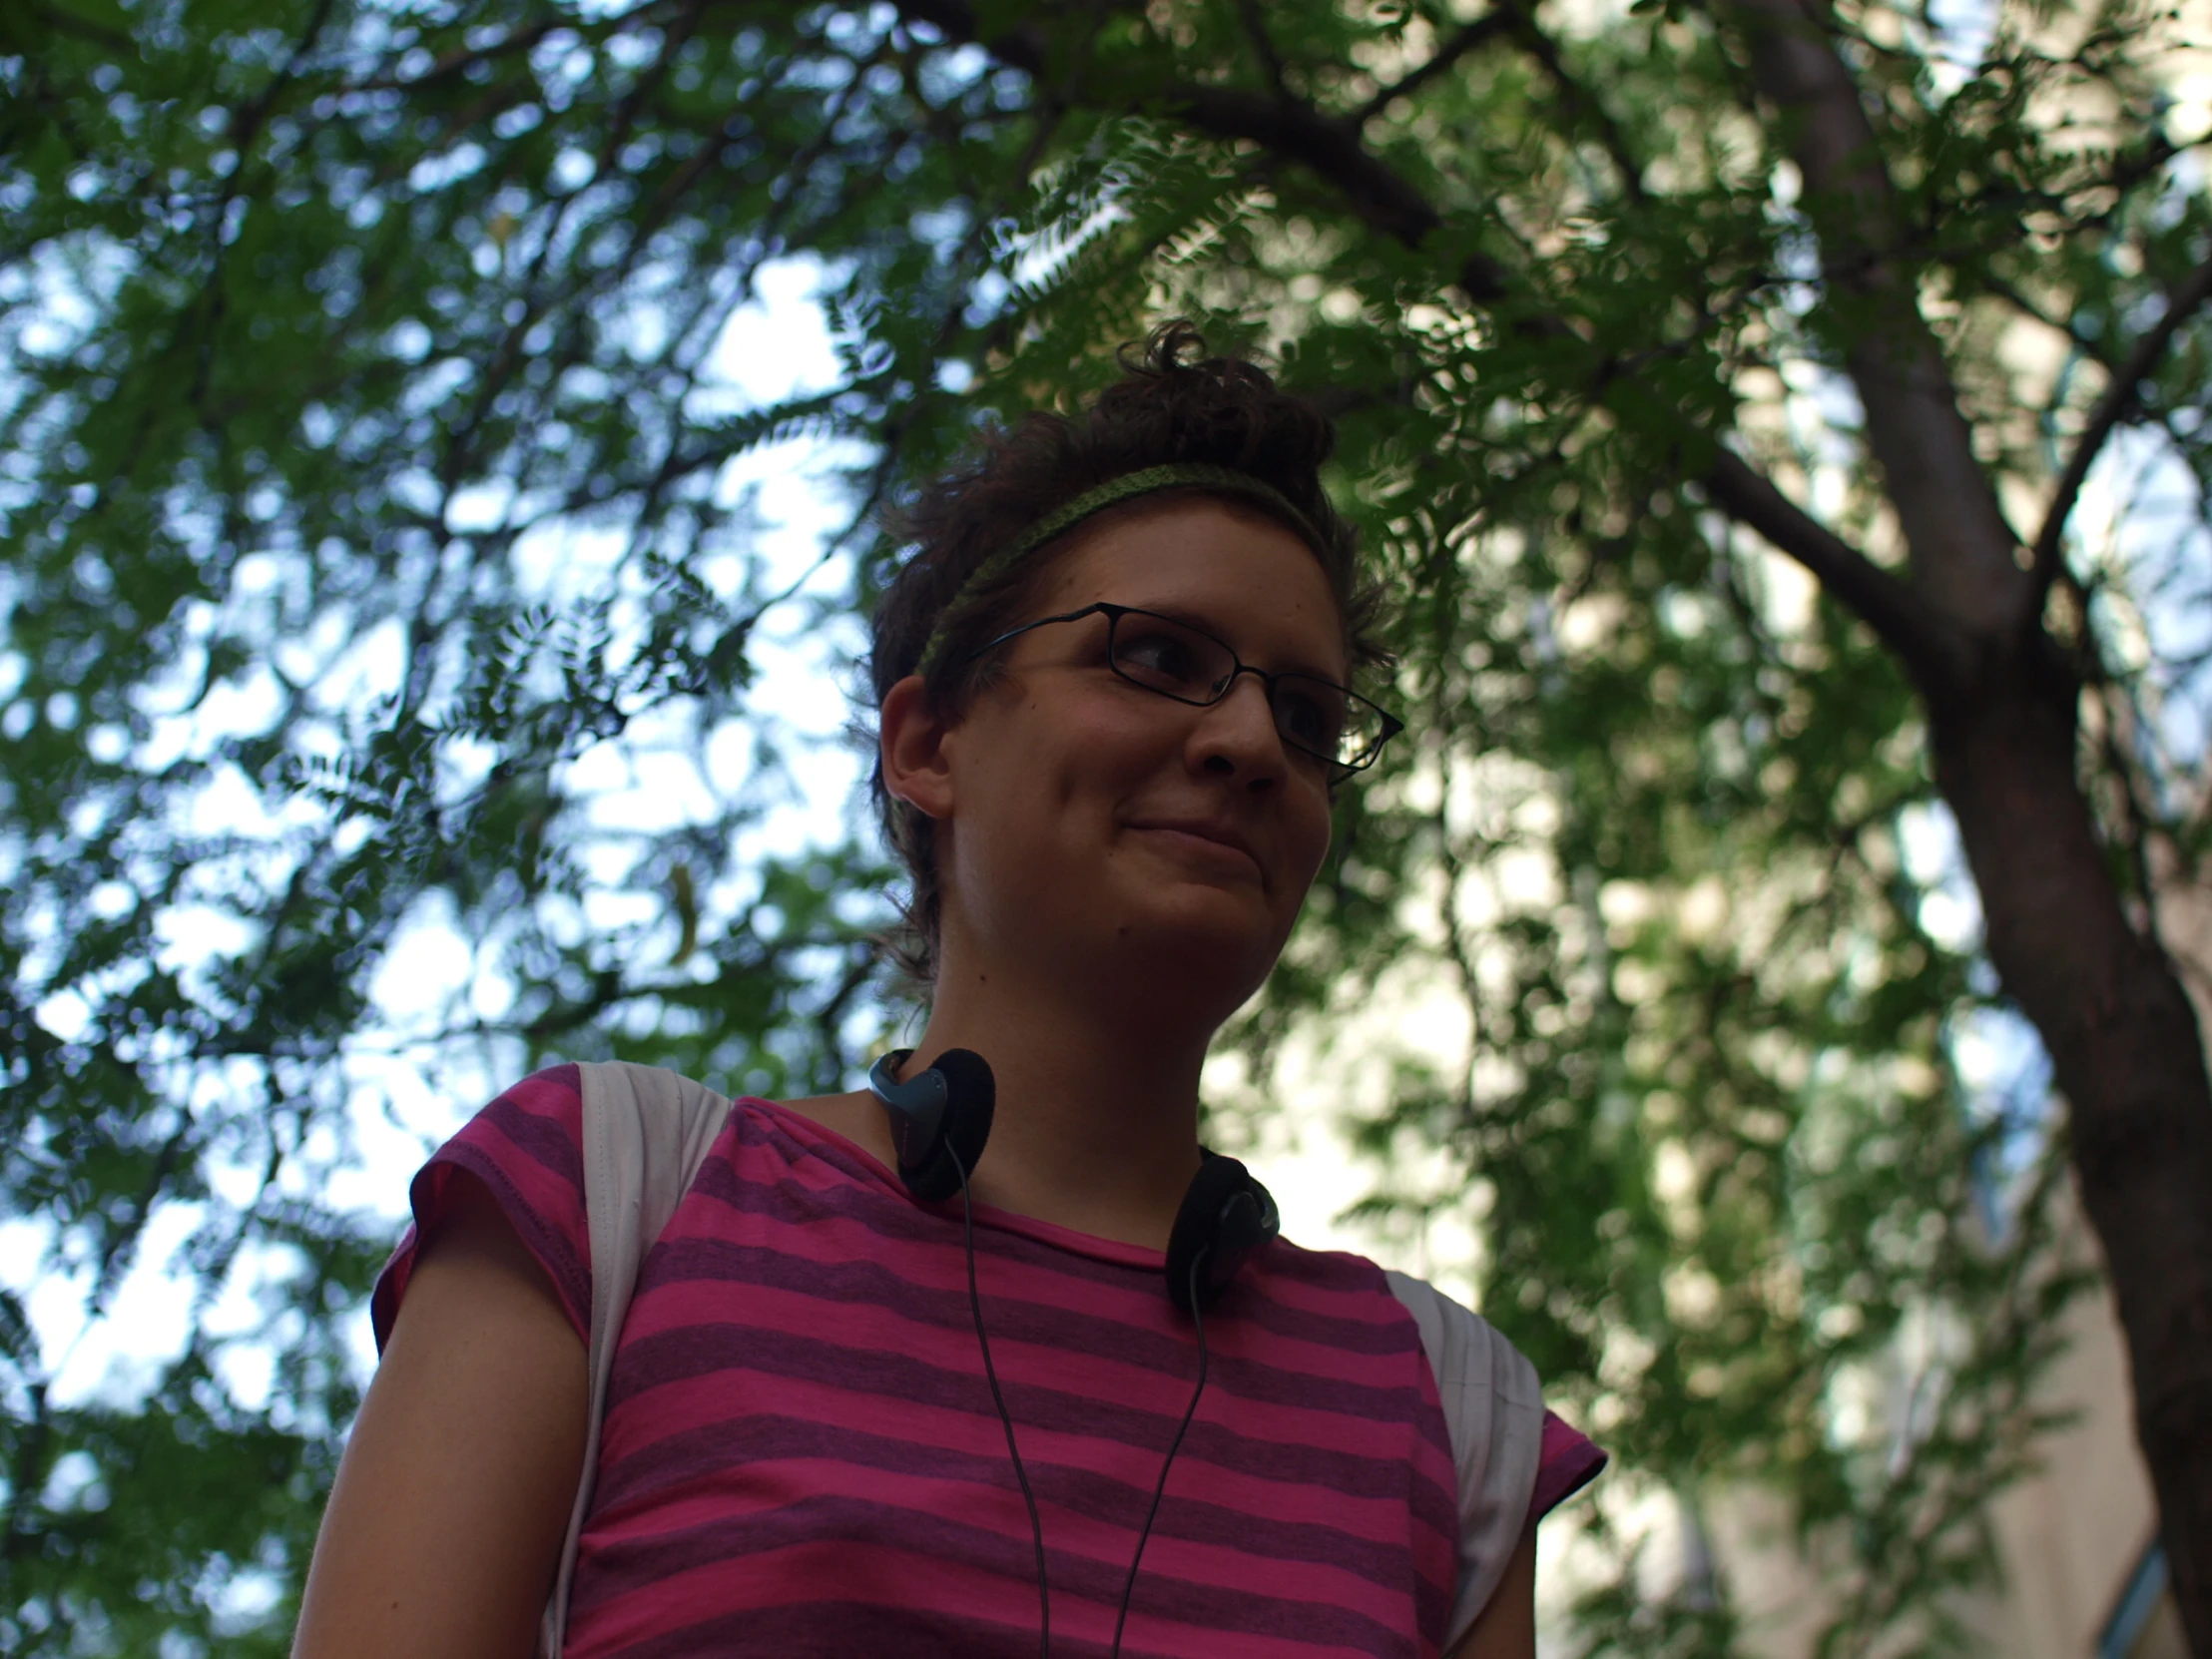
879, 675, 957, 822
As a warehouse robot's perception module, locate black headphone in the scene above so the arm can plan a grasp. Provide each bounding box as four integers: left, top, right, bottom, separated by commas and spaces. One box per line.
865, 1047, 1280, 1658
865, 1048, 1279, 1311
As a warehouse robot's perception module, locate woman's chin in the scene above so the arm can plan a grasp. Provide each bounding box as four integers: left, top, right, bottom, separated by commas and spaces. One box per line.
1089, 897, 1286, 1009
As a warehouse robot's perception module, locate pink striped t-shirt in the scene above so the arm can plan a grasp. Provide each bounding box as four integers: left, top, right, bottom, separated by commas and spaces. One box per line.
372, 1067, 1601, 1658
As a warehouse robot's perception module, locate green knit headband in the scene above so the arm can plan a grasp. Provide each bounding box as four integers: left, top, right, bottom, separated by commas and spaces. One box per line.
913, 462, 1328, 678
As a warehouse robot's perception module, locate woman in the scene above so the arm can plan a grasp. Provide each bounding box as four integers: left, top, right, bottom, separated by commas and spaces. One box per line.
293, 325, 1602, 1659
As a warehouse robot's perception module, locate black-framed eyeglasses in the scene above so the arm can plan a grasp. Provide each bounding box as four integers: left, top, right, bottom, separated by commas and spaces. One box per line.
962, 602, 1404, 780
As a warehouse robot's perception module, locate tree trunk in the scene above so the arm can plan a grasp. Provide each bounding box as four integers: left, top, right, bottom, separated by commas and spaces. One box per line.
1931, 649, 2212, 1657
1713, 0, 2212, 1640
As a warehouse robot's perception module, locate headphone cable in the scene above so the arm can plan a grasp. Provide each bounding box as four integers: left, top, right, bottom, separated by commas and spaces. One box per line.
951, 1153, 1216, 1659
1110, 1255, 1212, 1659
952, 1146, 1051, 1659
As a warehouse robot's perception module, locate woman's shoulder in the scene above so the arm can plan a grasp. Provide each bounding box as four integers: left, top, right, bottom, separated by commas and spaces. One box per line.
1373, 1268, 1544, 1404
369, 1065, 593, 1352
760, 1087, 903, 1171
1252, 1235, 1513, 1349
368, 1070, 882, 1353
1258, 1251, 1604, 1505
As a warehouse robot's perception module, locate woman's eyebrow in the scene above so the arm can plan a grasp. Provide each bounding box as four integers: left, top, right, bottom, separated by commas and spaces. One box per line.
1130, 600, 1349, 680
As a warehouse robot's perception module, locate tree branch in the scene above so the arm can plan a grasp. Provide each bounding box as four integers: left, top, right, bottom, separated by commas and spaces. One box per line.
1714, 0, 2027, 643
24, 1, 132, 53
1162, 80, 1529, 302
1, 1382, 51, 1564
2029, 252, 2212, 603
1984, 273, 2117, 369
1494, 1, 1650, 205
900, 0, 1944, 676
1704, 448, 1965, 689
894, 0, 1519, 297
893, 0, 1051, 80
1236, 0, 1290, 95
1157, 82, 1444, 242
345, 4, 665, 93
1352, 13, 1515, 126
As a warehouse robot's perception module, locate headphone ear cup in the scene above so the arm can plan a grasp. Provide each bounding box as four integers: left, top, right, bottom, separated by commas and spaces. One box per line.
1167, 1153, 1281, 1314
869, 1047, 996, 1203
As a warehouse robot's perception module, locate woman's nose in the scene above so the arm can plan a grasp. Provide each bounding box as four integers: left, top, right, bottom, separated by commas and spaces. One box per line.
1191, 672, 1288, 784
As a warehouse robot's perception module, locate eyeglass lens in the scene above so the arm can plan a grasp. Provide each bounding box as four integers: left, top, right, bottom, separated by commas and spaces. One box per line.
1106, 611, 1381, 767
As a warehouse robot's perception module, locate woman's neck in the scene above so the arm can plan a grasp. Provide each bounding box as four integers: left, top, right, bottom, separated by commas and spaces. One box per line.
902, 961, 1216, 1251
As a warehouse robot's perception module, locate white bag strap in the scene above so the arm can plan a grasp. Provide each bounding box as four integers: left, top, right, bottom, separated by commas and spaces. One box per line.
539, 1061, 732, 1659
1383, 1270, 1546, 1650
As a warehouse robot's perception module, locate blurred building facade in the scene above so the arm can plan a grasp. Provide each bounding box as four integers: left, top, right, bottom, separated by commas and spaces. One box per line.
1710, 842, 2207, 1659
1964, 1261, 2182, 1659
1688, 1213, 2185, 1659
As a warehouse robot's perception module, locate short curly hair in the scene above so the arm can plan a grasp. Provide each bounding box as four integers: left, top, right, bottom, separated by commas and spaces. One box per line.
864, 320, 1388, 985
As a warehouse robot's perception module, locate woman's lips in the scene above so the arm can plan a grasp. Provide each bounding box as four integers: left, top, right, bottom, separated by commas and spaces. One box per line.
1129, 821, 1263, 879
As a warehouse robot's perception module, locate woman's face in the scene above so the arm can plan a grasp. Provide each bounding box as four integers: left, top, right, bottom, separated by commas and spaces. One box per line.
914, 496, 1347, 1018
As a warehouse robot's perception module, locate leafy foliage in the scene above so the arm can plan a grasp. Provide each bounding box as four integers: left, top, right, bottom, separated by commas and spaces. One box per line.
2, 0, 2206, 1652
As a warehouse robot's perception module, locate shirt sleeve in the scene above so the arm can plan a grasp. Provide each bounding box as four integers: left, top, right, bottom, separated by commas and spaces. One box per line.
1384, 1270, 1608, 1652
369, 1064, 592, 1352
1531, 1409, 1607, 1520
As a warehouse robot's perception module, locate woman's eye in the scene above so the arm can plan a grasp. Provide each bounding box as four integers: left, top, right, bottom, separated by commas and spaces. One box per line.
1117, 628, 1207, 687
1276, 685, 1347, 752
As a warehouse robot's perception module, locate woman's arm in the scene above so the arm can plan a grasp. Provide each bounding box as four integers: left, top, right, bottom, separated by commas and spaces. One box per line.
292, 1173, 588, 1659
1447, 1520, 1538, 1659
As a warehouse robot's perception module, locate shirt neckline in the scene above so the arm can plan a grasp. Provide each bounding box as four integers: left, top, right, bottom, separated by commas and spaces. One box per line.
737, 1095, 1171, 1271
